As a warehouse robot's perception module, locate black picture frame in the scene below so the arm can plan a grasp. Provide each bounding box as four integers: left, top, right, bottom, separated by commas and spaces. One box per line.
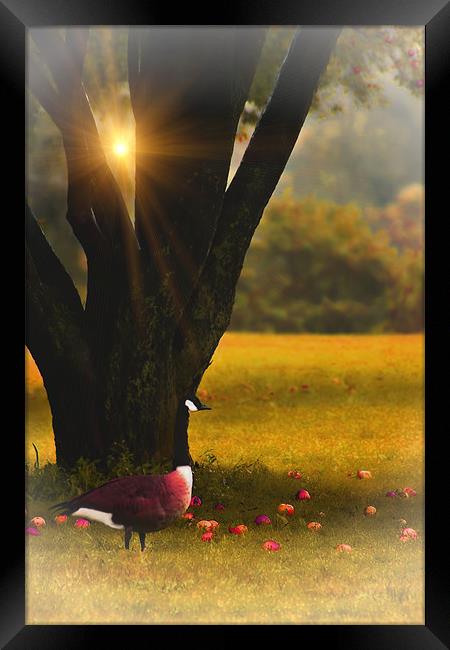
1, 0, 448, 647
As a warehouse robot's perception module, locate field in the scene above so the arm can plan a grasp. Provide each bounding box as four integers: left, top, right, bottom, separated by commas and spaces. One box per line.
25, 333, 424, 624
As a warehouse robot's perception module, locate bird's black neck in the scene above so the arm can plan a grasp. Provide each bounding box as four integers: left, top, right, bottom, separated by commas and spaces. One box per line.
172, 403, 191, 470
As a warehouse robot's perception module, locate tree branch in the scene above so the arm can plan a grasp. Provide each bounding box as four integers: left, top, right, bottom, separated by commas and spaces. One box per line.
225, 27, 341, 230
174, 28, 341, 385
26, 202, 85, 323
131, 27, 265, 315
30, 29, 138, 259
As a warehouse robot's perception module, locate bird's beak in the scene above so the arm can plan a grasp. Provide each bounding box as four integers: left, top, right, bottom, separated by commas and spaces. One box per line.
200, 404, 211, 410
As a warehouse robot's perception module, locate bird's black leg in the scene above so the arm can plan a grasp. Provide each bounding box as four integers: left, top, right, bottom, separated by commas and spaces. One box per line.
139, 532, 146, 552
124, 526, 133, 550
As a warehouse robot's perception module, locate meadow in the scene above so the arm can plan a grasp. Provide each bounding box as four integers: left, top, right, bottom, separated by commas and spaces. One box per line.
25, 333, 424, 624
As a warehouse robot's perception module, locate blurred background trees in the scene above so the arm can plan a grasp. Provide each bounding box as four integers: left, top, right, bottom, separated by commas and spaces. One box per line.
27, 26, 423, 332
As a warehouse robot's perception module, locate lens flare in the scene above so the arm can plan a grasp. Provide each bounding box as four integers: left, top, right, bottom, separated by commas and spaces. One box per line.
113, 141, 128, 157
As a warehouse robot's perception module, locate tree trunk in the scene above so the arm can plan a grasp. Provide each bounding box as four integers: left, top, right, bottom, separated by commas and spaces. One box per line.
26, 27, 340, 470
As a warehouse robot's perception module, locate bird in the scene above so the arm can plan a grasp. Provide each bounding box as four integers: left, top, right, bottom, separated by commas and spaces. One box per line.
50, 394, 211, 551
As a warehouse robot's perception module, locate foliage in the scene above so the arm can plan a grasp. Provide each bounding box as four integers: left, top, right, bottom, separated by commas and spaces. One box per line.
241, 26, 423, 129
278, 87, 422, 207
231, 190, 423, 333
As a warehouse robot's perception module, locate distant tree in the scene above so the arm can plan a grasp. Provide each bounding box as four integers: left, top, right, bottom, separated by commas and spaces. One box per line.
26, 27, 423, 469
365, 184, 424, 250
231, 191, 423, 333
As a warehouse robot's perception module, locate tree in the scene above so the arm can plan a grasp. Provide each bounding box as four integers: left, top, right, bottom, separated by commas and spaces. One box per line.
26, 27, 421, 470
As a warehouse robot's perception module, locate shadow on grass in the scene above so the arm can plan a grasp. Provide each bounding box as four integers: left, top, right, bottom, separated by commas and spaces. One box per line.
26, 454, 420, 532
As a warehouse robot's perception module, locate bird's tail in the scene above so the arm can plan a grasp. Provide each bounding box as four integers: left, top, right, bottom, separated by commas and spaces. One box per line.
49, 499, 77, 515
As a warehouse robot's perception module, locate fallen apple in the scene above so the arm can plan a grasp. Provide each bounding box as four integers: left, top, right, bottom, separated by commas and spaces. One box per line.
254, 514, 271, 525
30, 516, 46, 528
357, 470, 372, 479
336, 543, 352, 553
364, 506, 377, 516
74, 518, 90, 528
277, 504, 295, 516
54, 514, 68, 525
201, 531, 213, 542
190, 496, 202, 507
306, 521, 322, 531
262, 540, 281, 551
296, 489, 311, 501
229, 524, 248, 535
25, 526, 40, 536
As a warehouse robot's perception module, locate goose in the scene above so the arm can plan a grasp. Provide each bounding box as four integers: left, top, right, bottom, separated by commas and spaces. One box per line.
51, 395, 210, 551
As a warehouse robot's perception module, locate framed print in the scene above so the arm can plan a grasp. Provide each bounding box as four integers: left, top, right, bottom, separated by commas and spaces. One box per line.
1, 0, 449, 646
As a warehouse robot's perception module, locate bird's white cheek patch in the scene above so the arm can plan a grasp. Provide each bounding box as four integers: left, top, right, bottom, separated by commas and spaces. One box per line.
185, 399, 198, 411
72, 508, 124, 530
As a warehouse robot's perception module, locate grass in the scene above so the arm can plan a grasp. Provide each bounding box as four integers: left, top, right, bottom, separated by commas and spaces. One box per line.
25, 333, 424, 624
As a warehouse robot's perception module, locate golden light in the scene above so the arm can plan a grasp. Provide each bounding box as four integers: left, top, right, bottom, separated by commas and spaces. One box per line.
113, 141, 129, 157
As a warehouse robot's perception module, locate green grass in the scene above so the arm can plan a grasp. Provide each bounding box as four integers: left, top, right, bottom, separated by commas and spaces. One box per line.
25, 333, 424, 624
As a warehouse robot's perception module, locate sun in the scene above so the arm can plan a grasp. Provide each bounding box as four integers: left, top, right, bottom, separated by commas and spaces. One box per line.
113, 141, 129, 157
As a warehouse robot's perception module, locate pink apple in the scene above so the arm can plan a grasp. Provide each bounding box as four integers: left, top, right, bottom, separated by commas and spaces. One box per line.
255, 514, 271, 526
262, 540, 281, 551
75, 518, 90, 528
296, 489, 311, 501
25, 526, 40, 536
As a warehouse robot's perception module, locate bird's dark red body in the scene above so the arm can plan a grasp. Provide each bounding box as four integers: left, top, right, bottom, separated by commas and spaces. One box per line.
52, 467, 192, 548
